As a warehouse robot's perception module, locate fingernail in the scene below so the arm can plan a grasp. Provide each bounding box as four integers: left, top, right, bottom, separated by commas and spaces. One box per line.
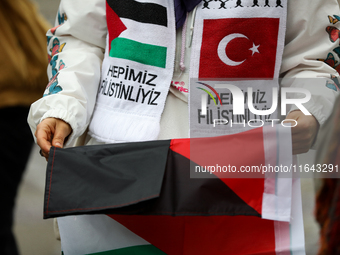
55, 142, 62, 148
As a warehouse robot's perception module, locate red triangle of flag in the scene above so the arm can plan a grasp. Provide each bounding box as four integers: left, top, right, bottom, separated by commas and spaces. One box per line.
170, 128, 266, 215
106, 1, 126, 52
110, 215, 276, 255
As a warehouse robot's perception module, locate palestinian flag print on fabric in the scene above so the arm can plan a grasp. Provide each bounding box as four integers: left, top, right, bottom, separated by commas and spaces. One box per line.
58, 215, 168, 255
44, 126, 292, 220
106, 0, 168, 68
45, 126, 296, 254
91, 1, 175, 143
58, 214, 280, 255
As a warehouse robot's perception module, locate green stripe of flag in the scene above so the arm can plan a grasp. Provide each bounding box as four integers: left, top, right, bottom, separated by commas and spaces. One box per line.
109, 38, 167, 68
86, 244, 166, 255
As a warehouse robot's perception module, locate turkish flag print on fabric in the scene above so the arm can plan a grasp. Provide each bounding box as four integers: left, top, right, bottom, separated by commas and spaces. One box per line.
199, 18, 279, 79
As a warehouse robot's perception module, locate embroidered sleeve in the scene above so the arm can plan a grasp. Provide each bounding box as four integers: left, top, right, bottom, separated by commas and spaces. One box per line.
281, 0, 340, 127
28, 0, 107, 145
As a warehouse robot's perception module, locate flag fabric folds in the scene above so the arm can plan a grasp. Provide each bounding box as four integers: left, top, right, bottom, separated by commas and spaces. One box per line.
44, 125, 305, 254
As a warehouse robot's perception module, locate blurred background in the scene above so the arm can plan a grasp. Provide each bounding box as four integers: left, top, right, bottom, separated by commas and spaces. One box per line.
12, 2, 60, 255
12, 0, 321, 255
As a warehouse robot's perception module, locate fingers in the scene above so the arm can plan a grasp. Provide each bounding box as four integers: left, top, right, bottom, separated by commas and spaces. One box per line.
35, 119, 54, 159
35, 118, 72, 160
52, 120, 72, 148
290, 121, 314, 153
285, 110, 320, 155
292, 141, 312, 155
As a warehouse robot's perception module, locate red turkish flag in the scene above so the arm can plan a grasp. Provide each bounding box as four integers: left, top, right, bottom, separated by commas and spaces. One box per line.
199, 18, 279, 79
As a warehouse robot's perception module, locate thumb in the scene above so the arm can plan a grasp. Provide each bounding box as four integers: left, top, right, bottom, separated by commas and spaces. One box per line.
52, 120, 72, 148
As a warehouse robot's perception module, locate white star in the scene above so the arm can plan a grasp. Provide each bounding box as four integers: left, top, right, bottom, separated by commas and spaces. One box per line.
249, 43, 260, 56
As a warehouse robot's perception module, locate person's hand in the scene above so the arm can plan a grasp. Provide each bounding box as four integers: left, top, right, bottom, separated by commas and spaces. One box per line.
284, 110, 320, 155
35, 117, 72, 160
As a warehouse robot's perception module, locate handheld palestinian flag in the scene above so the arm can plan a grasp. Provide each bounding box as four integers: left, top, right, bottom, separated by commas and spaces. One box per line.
43, 125, 305, 254
58, 178, 305, 255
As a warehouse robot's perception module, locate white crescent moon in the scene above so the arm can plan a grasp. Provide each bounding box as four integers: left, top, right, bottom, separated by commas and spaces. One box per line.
217, 33, 249, 66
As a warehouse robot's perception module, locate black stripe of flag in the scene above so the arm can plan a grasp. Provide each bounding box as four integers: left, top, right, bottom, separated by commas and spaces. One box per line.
106, 0, 167, 27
